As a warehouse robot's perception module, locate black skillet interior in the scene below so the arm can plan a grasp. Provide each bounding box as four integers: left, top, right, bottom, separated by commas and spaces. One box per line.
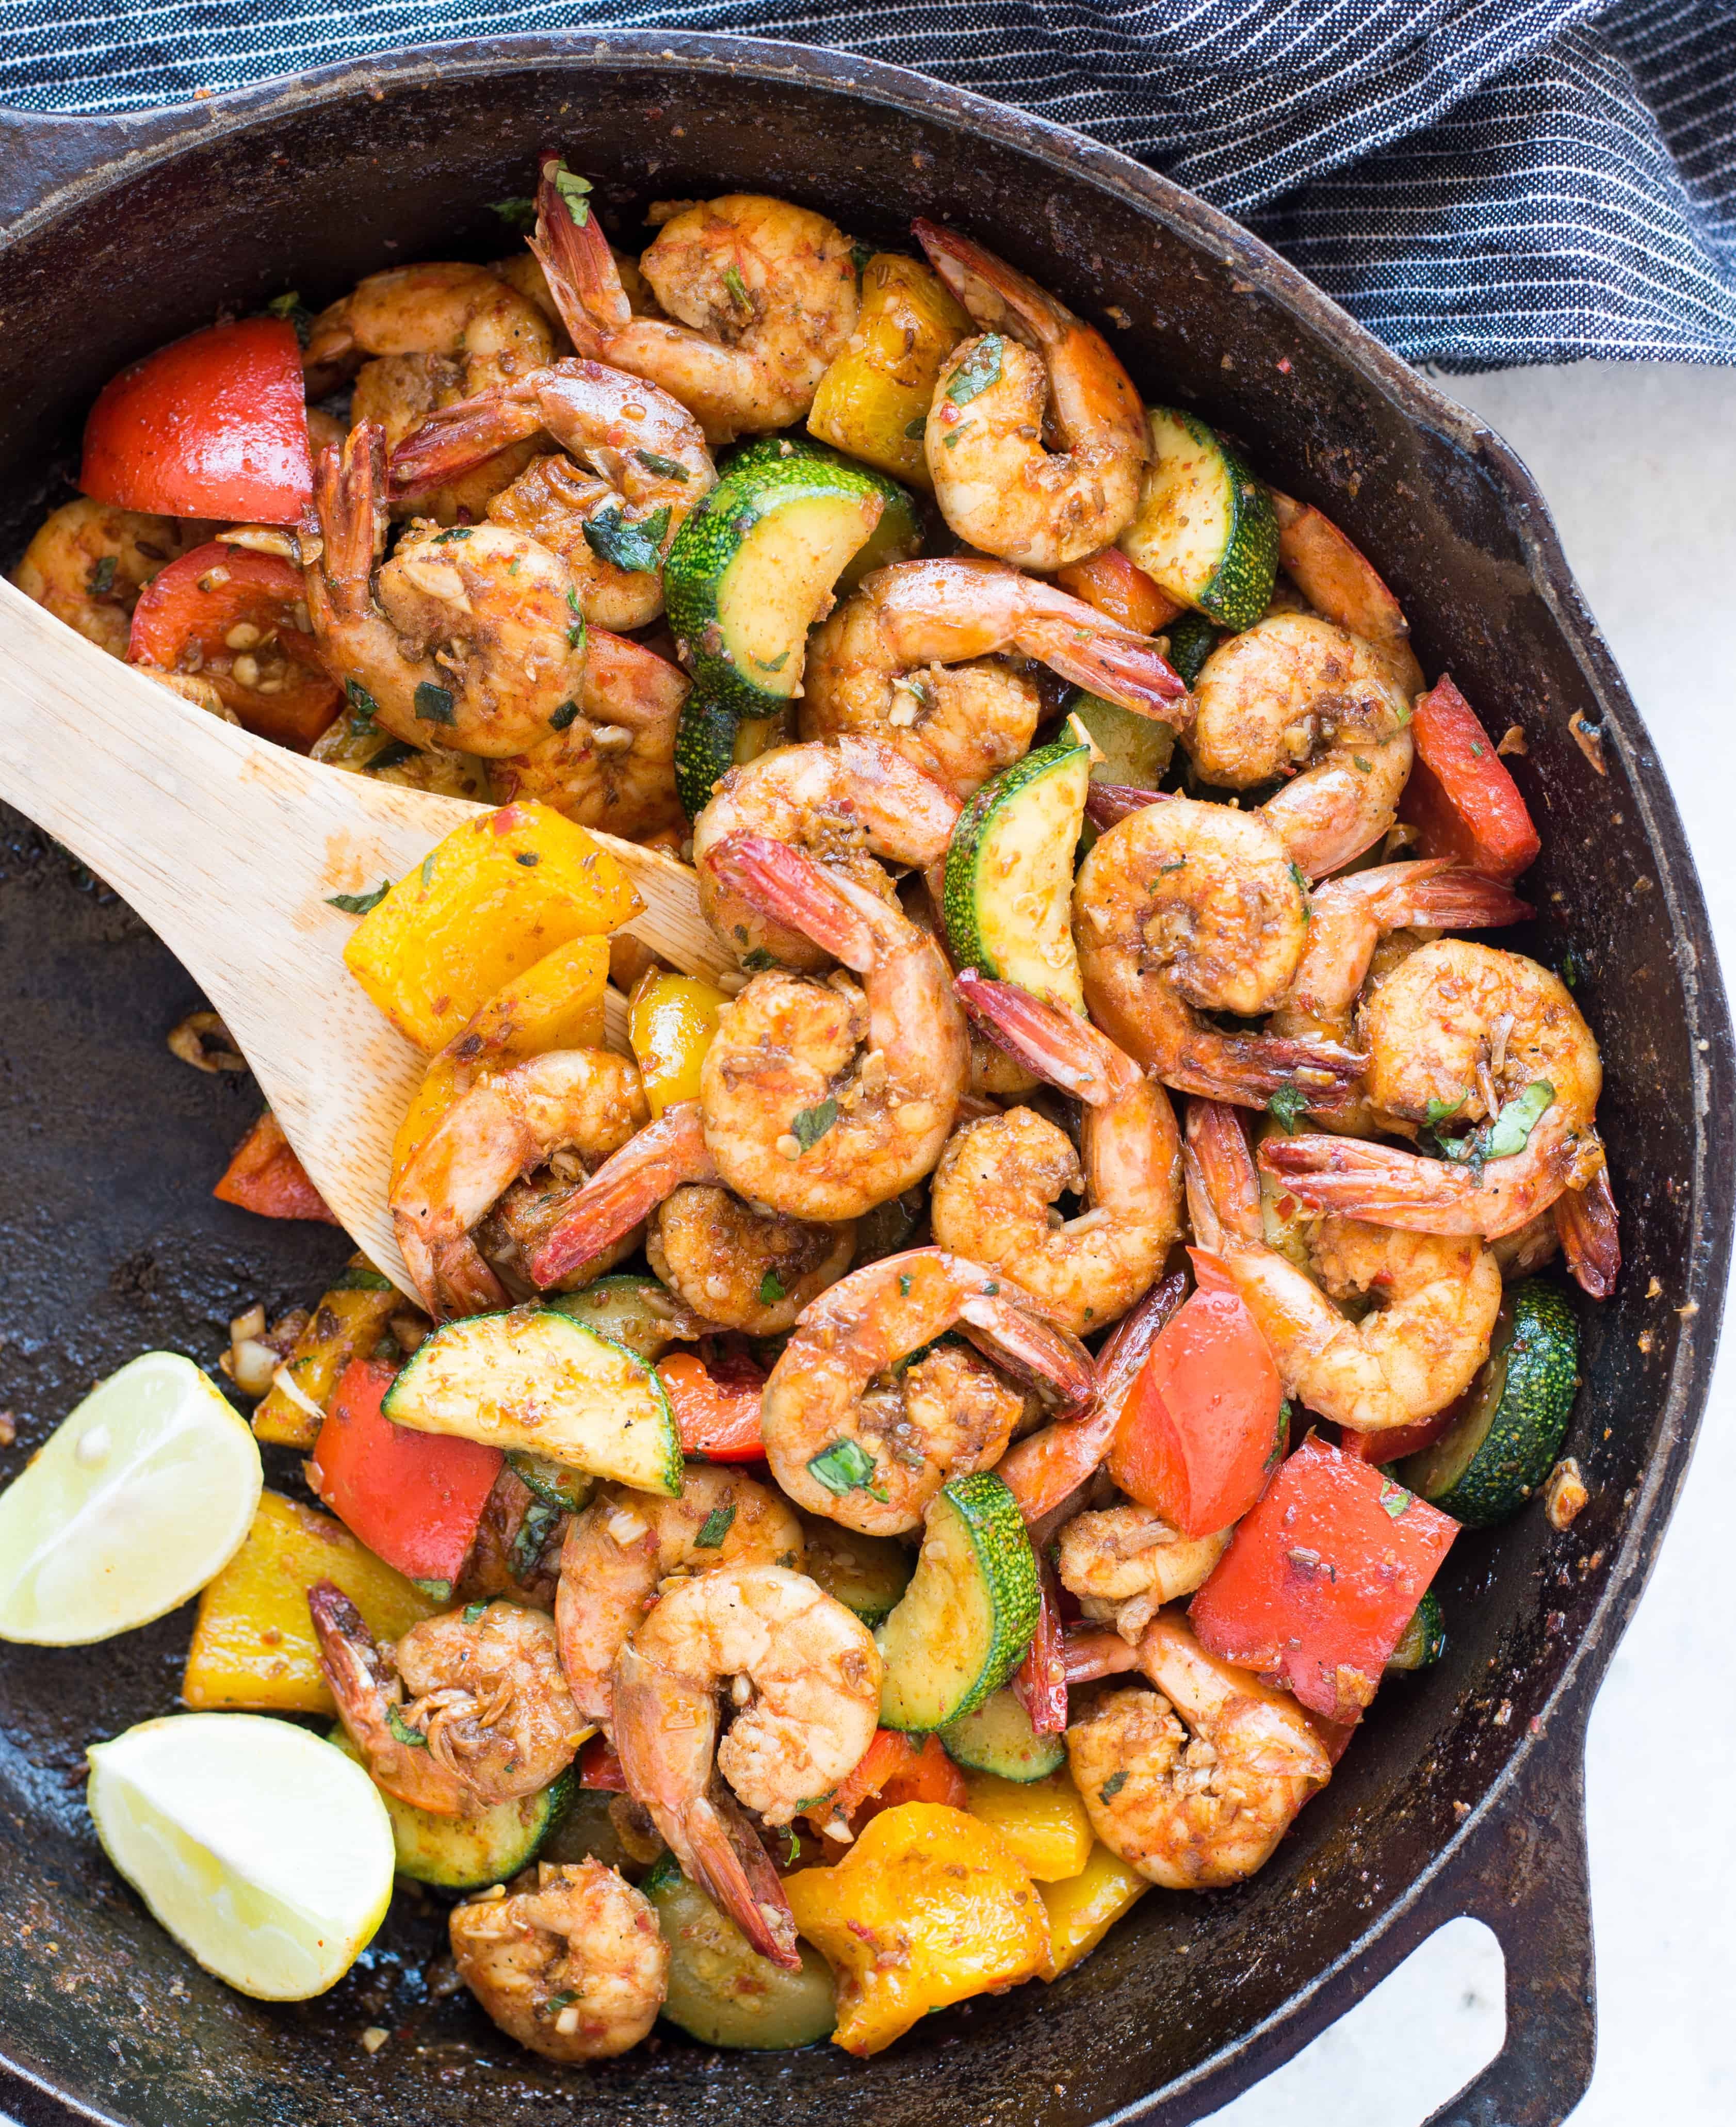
0, 35, 1730, 2127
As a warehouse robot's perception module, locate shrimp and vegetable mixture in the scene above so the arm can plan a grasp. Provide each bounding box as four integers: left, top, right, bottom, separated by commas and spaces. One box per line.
7, 156, 1618, 2064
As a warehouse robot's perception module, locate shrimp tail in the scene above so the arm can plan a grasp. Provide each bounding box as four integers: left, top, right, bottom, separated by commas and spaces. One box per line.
1062, 1628, 1142, 1684
1175, 1031, 1367, 1109
955, 1280, 1098, 1420
388, 379, 545, 497
315, 423, 387, 613
531, 155, 630, 356
1379, 867, 1533, 932
706, 833, 885, 973
1029, 615, 1189, 722
1259, 1133, 1475, 1222
684, 1788, 803, 1973
1554, 1164, 1620, 1298
526, 1102, 716, 1288
307, 1580, 387, 1694
1084, 782, 1167, 830
955, 969, 1142, 1107
912, 219, 1061, 347
1183, 1099, 1264, 1247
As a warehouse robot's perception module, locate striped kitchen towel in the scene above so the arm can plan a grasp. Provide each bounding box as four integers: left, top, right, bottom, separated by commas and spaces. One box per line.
0, 0, 1731, 369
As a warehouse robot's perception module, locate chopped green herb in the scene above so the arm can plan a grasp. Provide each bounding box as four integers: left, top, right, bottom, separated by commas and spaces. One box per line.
1158, 856, 1188, 875
1423, 1093, 1467, 1127
758, 1269, 786, 1306
345, 677, 380, 734
265, 288, 303, 317
463, 1600, 489, 1623
566, 586, 586, 651
510, 1499, 562, 1581
1378, 1477, 1415, 1520
1484, 1080, 1554, 1159
327, 879, 393, 915
1267, 1401, 1292, 1473
941, 429, 961, 449
489, 197, 538, 230
898, 1274, 912, 1297
1289, 861, 1310, 897
582, 503, 671, 576
364, 741, 417, 773
753, 648, 791, 674
540, 1989, 578, 2017
850, 240, 875, 278
904, 416, 929, 439
385, 1706, 427, 1750
693, 1502, 738, 1550
807, 1438, 887, 1502
1353, 755, 1374, 773
515, 851, 540, 867
551, 165, 592, 226
740, 947, 778, 971
88, 554, 117, 596
434, 526, 474, 543
635, 448, 690, 482
1470, 741, 1486, 759
414, 680, 456, 725
1267, 1085, 1308, 1133
790, 1098, 839, 1152
722, 264, 751, 311
1561, 951, 1579, 990
549, 700, 582, 732
981, 1281, 999, 1296
419, 852, 437, 889
946, 334, 1004, 406
1098, 1770, 1128, 1801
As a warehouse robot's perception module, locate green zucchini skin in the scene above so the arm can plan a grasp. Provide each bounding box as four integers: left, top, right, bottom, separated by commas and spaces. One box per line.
876, 1471, 1040, 1732
1068, 690, 1175, 790
1120, 408, 1278, 632
329, 1732, 570, 1890
798, 1512, 914, 1626
939, 1684, 1066, 1780
1399, 1281, 1579, 1527
1159, 610, 1224, 687
544, 1274, 700, 1365
1385, 1588, 1447, 1672
942, 733, 1091, 1013
673, 694, 793, 821
722, 436, 922, 589
642, 1854, 837, 2049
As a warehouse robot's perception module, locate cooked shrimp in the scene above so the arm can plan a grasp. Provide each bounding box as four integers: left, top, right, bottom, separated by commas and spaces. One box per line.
525, 1101, 717, 1290
12, 499, 205, 657
693, 737, 960, 971
1188, 613, 1414, 878
761, 1245, 1094, 1536
648, 1185, 856, 1333
391, 1048, 648, 1318
613, 1563, 882, 1966
695, 837, 969, 1221
801, 559, 1187, 800
135, 668, 238, 723
1067, 1610, 1331, 1890
556, 1467, 804, 1730
488, 627, 688, 840
1261, 939, 1607, 1238
303, 423, 587, 757
931, 972, 1181, 1335
1057, 1505, 1232, 1643
1187, 1097, 1502, 1432
1270, 491, 1424, 696
309, 1585, 584, 1815
913, 221, 1145, 569
1073, 795, 1363, 1106
532, 162, 857, 441
387, 357, 716, 629
450, 1860, 668, 2062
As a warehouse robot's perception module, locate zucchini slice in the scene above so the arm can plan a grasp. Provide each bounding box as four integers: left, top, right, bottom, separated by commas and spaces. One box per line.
939, 1684, 1066, 1781
724, 436, 922, 590
1158, 610, 1223, 688
876, 1471, 1040, 1732
1120, 408, 1278, 631
382, 1307, 683, 1497
505, 1452, 595, 1515
330, 1732, 572, 1890
1068, 690, 1174, 791
673, 691, 794, 821
943, 732, 1091, 1013
798, 1512, 914, 1626
1398, 1281, 1579, 1527
664, 449, 889, 722
1385, 1588, 1447, 1673
643, 1853, 837, 2049
545, 1273, 705, 1365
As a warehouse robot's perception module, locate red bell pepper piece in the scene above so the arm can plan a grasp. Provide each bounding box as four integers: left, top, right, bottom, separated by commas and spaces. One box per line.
1012, 1550, 1068, 1736
81, 317, 313, 524
1107, 1249, 1286, 1537
212, 1109, 338, 1223
1337, 1410, 1456, 1464
1054, 546, 1184, 634
1189, 1431, 1458, 1724
656, 1349, 766, 1462
309, 1357, 504, 1599
128, 542, 340, 750
578, 1734, 628, 1790
1398, 675, 1541, 881
806, 1730, 966, 1834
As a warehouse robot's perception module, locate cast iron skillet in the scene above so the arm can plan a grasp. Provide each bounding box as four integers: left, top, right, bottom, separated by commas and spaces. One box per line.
0, 33, 1729, 2127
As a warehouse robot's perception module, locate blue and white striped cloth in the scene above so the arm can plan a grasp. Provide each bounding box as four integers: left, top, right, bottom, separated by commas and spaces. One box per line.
1, 0, 1731, 369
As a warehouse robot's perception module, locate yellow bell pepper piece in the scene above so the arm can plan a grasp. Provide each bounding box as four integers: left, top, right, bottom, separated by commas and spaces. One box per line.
182, 1490, 436, 1715
450, 933, 611, 1061
1039, 1841, 1151, 1980
784, 1801, 1049, 2055
253, 1264, 400, 1449
628, 968, 728, 1117
961, 1767, 1094, 1882
388, 1052, 463, 1198
342, 801, 641, 1052
807, 255, 971, 491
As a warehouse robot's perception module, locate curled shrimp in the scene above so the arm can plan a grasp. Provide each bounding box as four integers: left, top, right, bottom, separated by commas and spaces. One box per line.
761, 1245, 1095, 1536
613, 1563, 882, 1967
1057, 1505, 1231, 1644
1189, 613, 1415, 877
913, 221, 1145, 569
931, 971, 1182, 1336
533, 163, 857, 441
387, 356, 716, 630
693, 737, 960, 971
309, 1586, 584, 1815
488, 627, 689, 840
696, 836, 969, 1222
556, 1466, 804, 1731
450, 1859, 668, 2062
303, 423, 587, 757
391, 1048, 648, 1319
1073, 794, 1363, 1106
12, 499, 207, 658
1262, 938, 1607, 1239
801, 558, 1187, 800
1187, 1097, 1502, 1432
1067, 1610, 1332, 1889
1271, 490, 1424, 699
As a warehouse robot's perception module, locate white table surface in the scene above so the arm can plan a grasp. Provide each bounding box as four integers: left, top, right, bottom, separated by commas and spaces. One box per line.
1207, 358, 1736, 2127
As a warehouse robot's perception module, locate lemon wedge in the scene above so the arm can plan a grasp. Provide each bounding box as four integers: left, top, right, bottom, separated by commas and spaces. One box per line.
0, 1351, 262, 1643
87, 1714, 395, 1998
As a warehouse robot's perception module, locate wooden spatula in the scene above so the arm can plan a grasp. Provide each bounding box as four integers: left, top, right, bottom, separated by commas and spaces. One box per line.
0, 578, 729, 1295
